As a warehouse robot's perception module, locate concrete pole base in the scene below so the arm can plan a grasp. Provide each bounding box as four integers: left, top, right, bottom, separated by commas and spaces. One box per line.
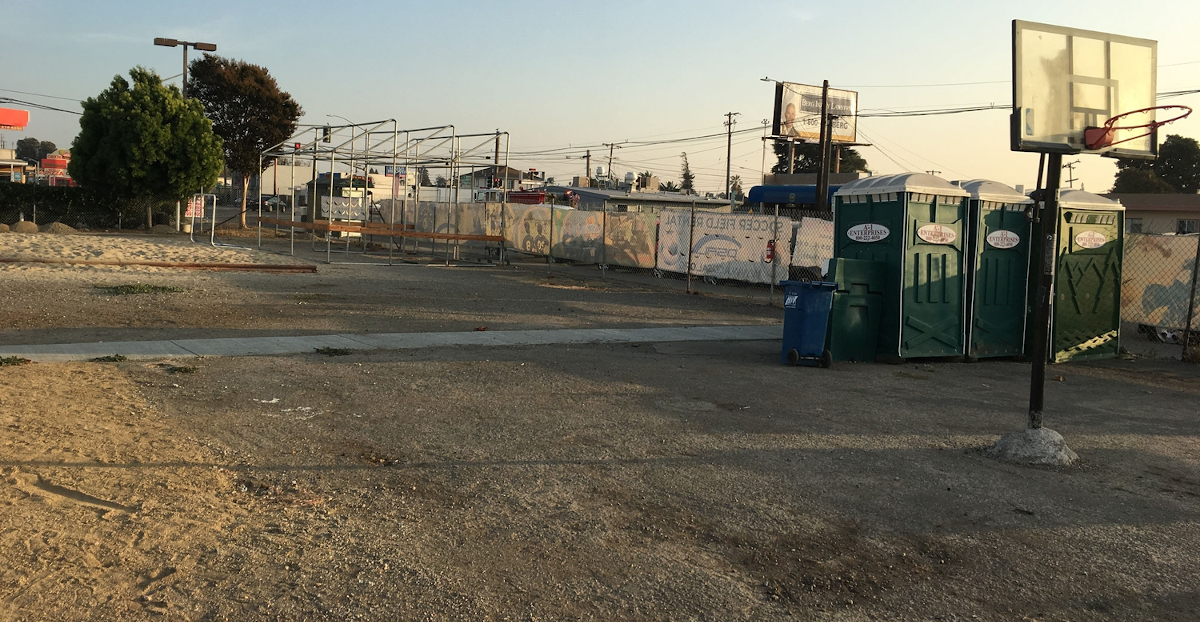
986, 427, 1079, 467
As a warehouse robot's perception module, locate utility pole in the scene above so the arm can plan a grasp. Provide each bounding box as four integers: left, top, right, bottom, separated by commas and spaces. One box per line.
603, 142, 622, 189
760, 119, 769, 185
493, 131, 501, 195
724, 111, 740, 206
816, 80, 831, 211
585, 150, 591, 187
1063, 160, 1080, 188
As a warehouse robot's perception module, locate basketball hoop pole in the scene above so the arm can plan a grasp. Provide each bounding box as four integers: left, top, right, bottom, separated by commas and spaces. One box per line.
1027, 152, 1063, 428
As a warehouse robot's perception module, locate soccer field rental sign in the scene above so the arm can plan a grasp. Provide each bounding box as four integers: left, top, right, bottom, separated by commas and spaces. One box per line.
656, 210, 792, 285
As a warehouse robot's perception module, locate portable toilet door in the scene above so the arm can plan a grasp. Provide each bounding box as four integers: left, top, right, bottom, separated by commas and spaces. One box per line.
833, 176, 907, 358
1051, 190, 1124, 363
901, 184, 969, 358
834, 173, 969, 359
958, 180, 1033, 358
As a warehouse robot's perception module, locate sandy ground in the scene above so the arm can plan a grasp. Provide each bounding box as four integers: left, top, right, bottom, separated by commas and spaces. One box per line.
0, 234, 777, 347
1, 234, 1198, 621
0, 232, 304, 268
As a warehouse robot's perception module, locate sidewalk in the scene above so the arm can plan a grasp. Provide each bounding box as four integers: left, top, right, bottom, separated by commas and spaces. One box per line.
0, 325, 782, 363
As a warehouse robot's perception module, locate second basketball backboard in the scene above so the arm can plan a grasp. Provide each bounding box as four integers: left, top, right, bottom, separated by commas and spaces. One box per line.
1012, 20, 1157, 159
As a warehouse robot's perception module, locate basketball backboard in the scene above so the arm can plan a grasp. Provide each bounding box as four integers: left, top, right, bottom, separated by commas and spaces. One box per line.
1011, 20, 1157, 159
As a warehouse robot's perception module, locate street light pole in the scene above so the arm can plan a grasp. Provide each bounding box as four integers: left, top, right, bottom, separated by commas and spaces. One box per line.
153, 38, 217, 97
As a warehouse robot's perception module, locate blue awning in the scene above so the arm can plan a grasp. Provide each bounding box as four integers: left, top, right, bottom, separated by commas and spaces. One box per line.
747, 185, 841, 205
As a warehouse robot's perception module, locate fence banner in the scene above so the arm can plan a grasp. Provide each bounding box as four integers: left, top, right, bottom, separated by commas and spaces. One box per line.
1121, 233, 1200, 331
656, 209, 793, 284
552, 208, 604, 263
791, 216, 835, 268
504, 204, 551, 255
604, 212, 658, 269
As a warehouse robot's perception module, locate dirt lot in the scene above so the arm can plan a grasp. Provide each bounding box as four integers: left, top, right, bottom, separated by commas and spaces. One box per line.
2, 235, 1199, 621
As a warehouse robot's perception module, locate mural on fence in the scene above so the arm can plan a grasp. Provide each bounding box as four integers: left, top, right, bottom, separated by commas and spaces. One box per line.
604, 212, 658, 269
791, 217, 835, 268
1121, 233, 1200, 330
656, 210, 793, 284
504, 204, 551, 255
552, 208, 604, 263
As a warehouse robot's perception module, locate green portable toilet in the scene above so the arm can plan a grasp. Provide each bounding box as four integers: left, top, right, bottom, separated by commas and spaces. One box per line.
1049, 190, 1124, 363
833, 173, 969, 359
957, 180, 1033, 358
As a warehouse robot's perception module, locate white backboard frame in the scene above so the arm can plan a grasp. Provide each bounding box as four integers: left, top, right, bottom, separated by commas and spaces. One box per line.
1011, 20, 1158, 159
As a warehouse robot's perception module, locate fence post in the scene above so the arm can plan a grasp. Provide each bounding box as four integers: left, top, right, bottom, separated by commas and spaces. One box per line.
600, 206, 608, 279
687, 200, 696, 294
771, 203, 780, 305
547, 204, 554, 266
1183, 234, 1200, 360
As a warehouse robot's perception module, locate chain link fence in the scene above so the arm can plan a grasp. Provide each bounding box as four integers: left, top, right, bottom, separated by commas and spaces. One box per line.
0, 184, 177, 231
338, 200, 835, 304
1121, 231, 1200, 360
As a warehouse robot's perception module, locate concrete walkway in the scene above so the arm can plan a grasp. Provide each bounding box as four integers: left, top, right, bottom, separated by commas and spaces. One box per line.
0, 325, 782, 363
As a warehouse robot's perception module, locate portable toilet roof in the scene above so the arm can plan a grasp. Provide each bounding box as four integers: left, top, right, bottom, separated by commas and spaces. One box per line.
954, 179, 1033, 204
1058, 188, 1123, 210
834, 172, 969, 198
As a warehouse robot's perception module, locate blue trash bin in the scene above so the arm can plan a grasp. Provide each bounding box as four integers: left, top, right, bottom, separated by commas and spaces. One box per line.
781, 280, 837, 368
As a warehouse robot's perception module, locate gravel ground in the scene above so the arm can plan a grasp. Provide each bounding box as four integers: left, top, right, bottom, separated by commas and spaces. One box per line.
1, 235, 1198, 621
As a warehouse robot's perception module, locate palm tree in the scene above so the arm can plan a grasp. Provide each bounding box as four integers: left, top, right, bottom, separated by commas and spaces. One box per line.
659, 181, 680, 192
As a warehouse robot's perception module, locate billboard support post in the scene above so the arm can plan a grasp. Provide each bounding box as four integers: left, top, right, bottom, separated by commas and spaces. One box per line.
816, 80, 830, 211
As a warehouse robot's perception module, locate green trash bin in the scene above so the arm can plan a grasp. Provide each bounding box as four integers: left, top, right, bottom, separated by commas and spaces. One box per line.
826, 258, 886, 363
958, 180, 1033, 358
1045, 190, 1124, 363
833, 173, 969, 359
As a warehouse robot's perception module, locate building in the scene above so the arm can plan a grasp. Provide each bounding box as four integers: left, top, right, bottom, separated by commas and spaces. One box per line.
544, 186, 731, 214
39, 151, 73, 186
458, 166, 547, 201
0, 148, 31, 183
1103, 193, 1200, 234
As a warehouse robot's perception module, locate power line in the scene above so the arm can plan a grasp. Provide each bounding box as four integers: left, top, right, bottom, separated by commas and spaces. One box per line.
0, 97, 82, 115
0, 87, 82, 103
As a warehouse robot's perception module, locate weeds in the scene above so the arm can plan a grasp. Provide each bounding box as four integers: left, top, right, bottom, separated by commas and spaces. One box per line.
90, 354, 128, 363
95, 283, 185, 296
0, 356, 33, 367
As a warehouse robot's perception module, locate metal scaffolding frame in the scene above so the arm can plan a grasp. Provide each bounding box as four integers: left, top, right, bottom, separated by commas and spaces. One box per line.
258, 120, 511, 263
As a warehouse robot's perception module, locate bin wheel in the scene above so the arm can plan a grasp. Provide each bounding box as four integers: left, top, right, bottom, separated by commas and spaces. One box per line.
786, 348, 800, 366
820, 349, 833, 369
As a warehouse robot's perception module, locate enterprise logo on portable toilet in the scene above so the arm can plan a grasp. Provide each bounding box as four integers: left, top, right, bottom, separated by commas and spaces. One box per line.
1074, 230, 1108, 249
846, 223, 889, 243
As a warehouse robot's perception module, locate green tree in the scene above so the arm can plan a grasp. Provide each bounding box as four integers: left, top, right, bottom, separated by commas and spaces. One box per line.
680, 152, 695, 195
189, 54, 302, 228
15, 137, 57, 165
730, 174, 744, 201
418, 166, 432, 186
771, 140, 870, 176
1111, 168, 1176, 193
1112, 134, 1200, 194
69, 67, 223, 227
659, 181, 680, 192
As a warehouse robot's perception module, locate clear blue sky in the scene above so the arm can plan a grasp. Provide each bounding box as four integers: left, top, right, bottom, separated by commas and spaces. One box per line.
3, 0, 1198, 193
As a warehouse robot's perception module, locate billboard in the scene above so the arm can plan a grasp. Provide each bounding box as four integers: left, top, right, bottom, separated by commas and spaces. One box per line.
0, 107, 29, 131
772, 82, 858, 143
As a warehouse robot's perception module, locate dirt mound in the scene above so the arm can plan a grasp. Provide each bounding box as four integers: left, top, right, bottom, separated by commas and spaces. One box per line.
38, 222, 79, 235
0, 223, 9, 233
150, 224, 178, 235
10, 221, 38, 234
